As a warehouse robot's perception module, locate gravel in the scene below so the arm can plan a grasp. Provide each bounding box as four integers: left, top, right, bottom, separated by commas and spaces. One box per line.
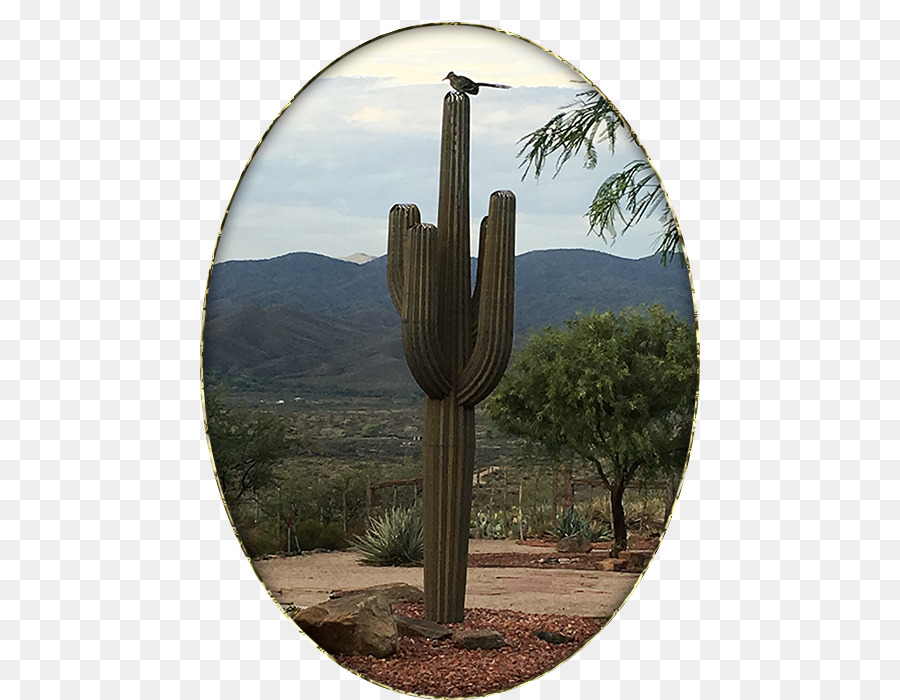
337, 603, 607, 697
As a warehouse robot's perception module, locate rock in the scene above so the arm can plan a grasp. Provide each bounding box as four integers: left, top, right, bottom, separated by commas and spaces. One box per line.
293, 593, 399, 658
619, 551, 649, 570
557, 535, 592, 553
533, 630, 575, 644
328, 583, 425, 606
393, 614, 453, 640
452, 629, 506, 650
600, 558, 627, 572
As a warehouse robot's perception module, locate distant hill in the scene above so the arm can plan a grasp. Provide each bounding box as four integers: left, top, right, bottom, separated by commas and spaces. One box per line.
341, 252, 376, 264
202, 249, 695, 397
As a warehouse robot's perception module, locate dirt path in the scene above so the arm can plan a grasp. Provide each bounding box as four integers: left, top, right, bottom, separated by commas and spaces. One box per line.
251, 539, 640, 618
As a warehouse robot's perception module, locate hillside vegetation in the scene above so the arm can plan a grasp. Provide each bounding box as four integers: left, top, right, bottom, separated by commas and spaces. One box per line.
203, 249, 694, 397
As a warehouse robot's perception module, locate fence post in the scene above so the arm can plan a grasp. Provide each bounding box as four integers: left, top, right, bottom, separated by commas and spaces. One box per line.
518, 481, 524, 541
342, 477, 348, 535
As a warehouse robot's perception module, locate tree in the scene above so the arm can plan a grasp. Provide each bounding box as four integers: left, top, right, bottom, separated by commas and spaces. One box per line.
517, 89, 681, 265
204, 383, 293, 508
485, 305, 698, 550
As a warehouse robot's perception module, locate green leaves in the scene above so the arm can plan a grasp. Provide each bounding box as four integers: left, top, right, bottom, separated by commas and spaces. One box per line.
517, 90, 682, 266
487, 305, 698, 488
204, 382, 293, 506
517, 90, 622, 179
586, 160, 681, 265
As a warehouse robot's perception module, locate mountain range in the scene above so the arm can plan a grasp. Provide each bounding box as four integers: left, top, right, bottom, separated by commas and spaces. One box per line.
202, 249, 695, 397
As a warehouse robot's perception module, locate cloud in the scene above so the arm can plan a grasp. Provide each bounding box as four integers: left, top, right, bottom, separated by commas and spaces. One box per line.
217, 200, 389, 261
214, 26, 672, 264
322, 24, 580, 89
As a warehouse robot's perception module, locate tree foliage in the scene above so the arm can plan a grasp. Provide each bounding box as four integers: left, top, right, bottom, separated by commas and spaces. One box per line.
517, 89, 681, 265
204, 383, 293, 507
485, 305, 698, 548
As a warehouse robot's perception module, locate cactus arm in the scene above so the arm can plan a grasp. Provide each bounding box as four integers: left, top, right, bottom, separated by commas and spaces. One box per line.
457, 190, 516, 406
470, 215, 489, 343
400, 223, 452, 399
387, 203, 421, 316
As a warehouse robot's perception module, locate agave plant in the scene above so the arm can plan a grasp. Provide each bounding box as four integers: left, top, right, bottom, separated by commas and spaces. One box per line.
557, 506, 593, 540
354, 507, 424, 566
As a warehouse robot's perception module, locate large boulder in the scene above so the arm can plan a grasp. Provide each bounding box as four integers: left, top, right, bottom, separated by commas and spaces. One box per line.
293, 592, 399, 658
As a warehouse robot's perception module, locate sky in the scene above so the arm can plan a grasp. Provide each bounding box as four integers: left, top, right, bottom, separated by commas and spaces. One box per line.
214, 24, 670, 263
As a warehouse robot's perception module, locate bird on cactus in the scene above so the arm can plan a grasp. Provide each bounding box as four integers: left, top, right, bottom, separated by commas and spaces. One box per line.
443, 71, 511, 95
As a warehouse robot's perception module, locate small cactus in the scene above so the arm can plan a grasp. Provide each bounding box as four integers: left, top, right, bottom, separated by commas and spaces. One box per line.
388, 92, 515, 622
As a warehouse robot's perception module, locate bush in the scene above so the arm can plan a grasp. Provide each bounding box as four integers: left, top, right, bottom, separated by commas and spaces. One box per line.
293, 519, 349, 551
239, 522, 281, 558
354, 507, 424, 566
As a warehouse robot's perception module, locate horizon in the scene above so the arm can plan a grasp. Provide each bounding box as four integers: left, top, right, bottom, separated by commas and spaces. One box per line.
211, 245, 675, 266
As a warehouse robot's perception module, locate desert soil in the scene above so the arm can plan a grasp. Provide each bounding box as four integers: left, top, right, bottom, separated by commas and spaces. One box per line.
252, 539, 643, 618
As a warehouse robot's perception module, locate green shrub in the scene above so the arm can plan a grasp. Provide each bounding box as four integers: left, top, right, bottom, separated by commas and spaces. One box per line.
239, 523, 281, 558
354, 507, 424, 566
293, 519, 349, 551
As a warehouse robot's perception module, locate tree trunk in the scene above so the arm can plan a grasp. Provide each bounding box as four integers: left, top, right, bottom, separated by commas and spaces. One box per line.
610, 482, 628, 551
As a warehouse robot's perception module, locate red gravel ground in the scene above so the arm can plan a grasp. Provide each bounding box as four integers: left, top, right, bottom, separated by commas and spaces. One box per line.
337, 603, 607, 697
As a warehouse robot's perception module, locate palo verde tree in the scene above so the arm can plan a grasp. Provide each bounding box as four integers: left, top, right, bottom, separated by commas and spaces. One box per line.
485, 305, 698, 551
517, 88, 681, 265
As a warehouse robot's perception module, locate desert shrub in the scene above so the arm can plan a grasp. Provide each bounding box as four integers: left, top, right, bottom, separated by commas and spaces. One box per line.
520, 502, 557, 539
317, 522, 350, 550
293, 519, 349, 551
238, 521, 281, 558
354, 507, 423, 566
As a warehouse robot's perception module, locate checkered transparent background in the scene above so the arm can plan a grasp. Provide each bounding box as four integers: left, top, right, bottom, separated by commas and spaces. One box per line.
2, 2, 897, 698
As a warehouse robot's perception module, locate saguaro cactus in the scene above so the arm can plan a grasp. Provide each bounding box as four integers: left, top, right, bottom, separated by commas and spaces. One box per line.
387, 92, 516, 623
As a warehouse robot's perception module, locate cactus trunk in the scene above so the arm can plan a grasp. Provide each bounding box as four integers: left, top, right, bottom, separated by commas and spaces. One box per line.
422, 396, 475, 621
388, 91, 515, 622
